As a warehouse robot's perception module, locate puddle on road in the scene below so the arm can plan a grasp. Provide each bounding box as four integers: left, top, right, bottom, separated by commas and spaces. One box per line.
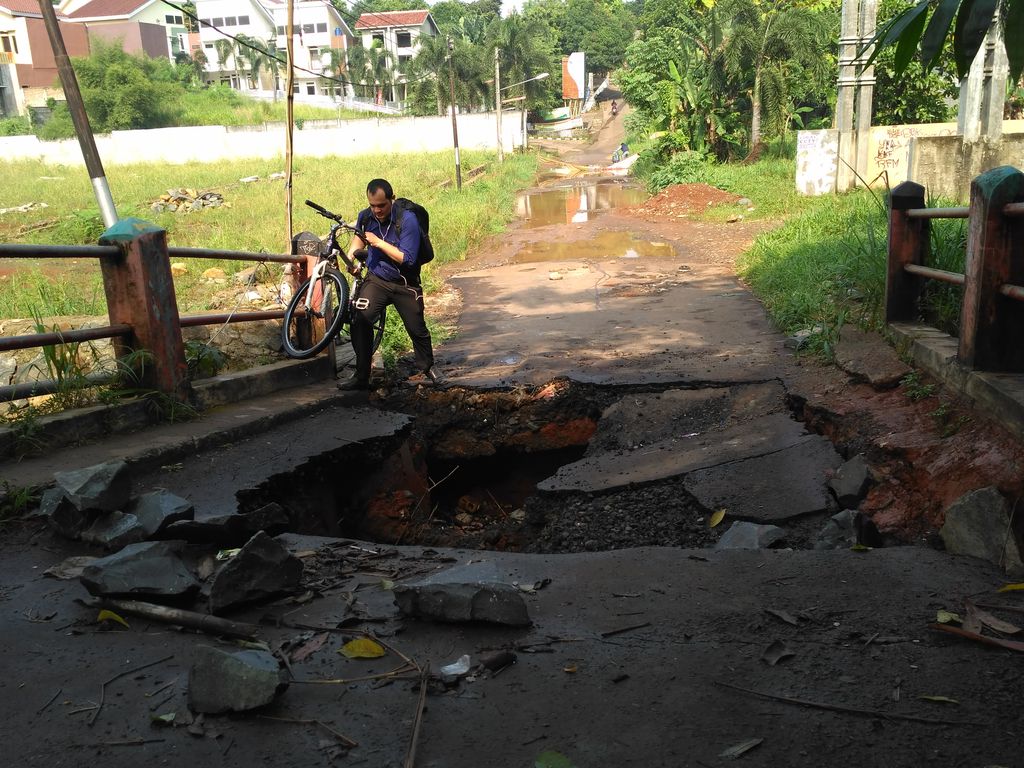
513, 229, 675, 263
516, 180, 647, 227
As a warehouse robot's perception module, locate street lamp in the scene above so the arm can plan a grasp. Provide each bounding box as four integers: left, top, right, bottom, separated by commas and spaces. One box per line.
497, 71, 548, 156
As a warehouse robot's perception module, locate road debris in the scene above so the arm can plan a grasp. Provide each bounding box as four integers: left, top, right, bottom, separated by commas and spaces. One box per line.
188, 646, 288, 714
715, 521, 786, 550
720, 737, 763, 759
80, 541, 199, 599
208, 531, 304, 614
760, 639, 796, 666
151, 189, 226, 214
94, 597, 259, 639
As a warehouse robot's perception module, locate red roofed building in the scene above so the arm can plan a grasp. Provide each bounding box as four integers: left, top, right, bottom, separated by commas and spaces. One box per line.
0, 0, 89, 116
352, 9, 437, 104
61, 0, 186, 61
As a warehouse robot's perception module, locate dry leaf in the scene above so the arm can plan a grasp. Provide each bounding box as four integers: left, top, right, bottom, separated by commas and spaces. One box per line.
997, 583, 1024, 593
97, 609, 130, 629
291, 632, 330, 663
764, 608, 798, 626
709, 509, 727, 528
935, 610, 961, 624
972, 606, 1022, 635
339, 637, 386, 659
962, 602, 983, 634
720, 738, 763, 759
562, 664, 577, 674
919, 695, 959, 704
761, 640, 796, 666
930, 623, 1024, 653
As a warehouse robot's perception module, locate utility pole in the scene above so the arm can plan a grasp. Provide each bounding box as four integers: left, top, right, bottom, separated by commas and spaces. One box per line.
284, 0, 295, 249
494, 47, 503, 163
37, 0, 117, 227
447, 36, 462, 191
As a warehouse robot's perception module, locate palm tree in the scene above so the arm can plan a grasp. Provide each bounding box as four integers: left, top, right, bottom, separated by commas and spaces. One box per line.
346, 44, 371, 99
367, 43, 395, 104
212, 38, 239, 88
321, 47, 348, 101
717, 0, 830, 151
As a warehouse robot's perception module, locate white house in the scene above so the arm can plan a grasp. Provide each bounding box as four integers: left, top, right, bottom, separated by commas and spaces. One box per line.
62, 0, 186, 61
194, 0, 275, 90
353, 9, 437, 101
269, 0, 353, 98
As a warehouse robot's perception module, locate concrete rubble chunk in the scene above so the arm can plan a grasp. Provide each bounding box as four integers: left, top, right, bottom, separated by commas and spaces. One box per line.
129, 490, 195, 536
834, 325, 912, 389
208, 531, 303, 614
814, 510, 858, 550
829, 454, 872, 509
940, 486, 1024, 576
162, 503, 290, 546
43, 487, 97, 539
715, 521, 787, 550
81, 511, 148, 550
393, 563, 532, 626
80, 540, 199, 598
54, 460, 131, 513
188, 645, 288, 714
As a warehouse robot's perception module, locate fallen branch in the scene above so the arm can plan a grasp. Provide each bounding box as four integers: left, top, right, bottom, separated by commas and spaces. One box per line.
97, 598, 258, 639
257, 716, 358, 748
600, 621, 651, 639
292, 662, 418, 686
716, 680, 982, 726
403, 664, 430, 768
72, 738, 166, 748
36, 688, 62, 715
90, 654, 175, 726
929, 622, 1024, 652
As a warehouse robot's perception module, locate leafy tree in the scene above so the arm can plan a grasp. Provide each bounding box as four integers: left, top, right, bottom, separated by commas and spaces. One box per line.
871, 0, 958, 124
716, 0, 831, 149
562, 0, 635, 71
349, 0, 428, 13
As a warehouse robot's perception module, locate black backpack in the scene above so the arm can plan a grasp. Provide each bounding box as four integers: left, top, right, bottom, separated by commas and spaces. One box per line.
358, 198, 435, 266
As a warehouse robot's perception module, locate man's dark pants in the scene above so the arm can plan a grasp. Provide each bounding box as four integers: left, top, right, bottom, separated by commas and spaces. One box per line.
351, 272, 434, 382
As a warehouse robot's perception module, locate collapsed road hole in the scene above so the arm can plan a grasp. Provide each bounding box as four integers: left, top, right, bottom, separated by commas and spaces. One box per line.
239, 380, 883, 554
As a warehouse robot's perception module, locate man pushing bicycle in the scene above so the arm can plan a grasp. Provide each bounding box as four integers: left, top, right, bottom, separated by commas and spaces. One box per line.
337, 178, 444, 391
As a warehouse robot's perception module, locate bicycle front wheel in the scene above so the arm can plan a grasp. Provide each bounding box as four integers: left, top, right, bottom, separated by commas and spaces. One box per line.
281, 269, 350, 359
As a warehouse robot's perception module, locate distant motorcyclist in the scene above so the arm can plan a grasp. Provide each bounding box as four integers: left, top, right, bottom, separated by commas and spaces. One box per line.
610, 100, 618, 117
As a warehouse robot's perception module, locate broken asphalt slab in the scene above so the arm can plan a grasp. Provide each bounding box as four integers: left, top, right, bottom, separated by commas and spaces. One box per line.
2, 536, 1020, 768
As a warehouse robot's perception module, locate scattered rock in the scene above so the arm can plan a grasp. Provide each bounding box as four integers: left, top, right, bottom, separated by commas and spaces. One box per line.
726, 213, 743, 223
548, 271, 563, 281
170, 262, 188, 276
203, 267, 227, 280
234, 266, 259, 285
784, 326, 821, 351
80, 541, 199, 598
162, 503, 290, 546
815, 510, 858, 550
128, 490, 195, 536
715, 521, 787, 550
54, 460, 131, 513
239, 176, 260, 183
81, 511, 148, 550
834, 325, 912, 389
829, 454, 872, 509
737, 197, 753, 206
394, 563, 531, 626
940, 486, 1024, 576
41, 486, 95, 539
151, 188, 225, 214
208, 531, 303, 614
188, 645, 288, 714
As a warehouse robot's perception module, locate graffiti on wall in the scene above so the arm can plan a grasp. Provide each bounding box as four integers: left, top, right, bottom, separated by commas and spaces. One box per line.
866, 124, 958, 184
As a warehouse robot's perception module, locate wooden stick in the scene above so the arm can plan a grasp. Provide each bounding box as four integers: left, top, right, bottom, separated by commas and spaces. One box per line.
403, 664, 430, 768
258, 716, 358, 748
90, 654, 174, 726
716, 680, 982, 726
929, 622, 1024, 652
36, 688, 62, 715
98, 599, 258, 639
600, 621, 651, 638
292, 663, 417, 685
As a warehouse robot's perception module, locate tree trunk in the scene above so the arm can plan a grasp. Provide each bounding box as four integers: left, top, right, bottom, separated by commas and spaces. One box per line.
750, 68, 762, 149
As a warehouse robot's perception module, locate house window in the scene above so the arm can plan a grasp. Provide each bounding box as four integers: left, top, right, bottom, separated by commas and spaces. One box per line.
306, 83, 315, 95
212, 17, 223, 26
165, 14, 174, 23
1, 34, 17, 54
372, 33, 383, 46
238, 15, 249, 25
225, 17, 237, 26
316, 23, 327, 32
293, 84, 300, 93
200, 18, 211, 27
396, 31, 411, 47
398, 55, 411, 66
302, 24, 314, 34
308, 46, 319, 63
204, 43, 214, 49
276, 25, 285, 34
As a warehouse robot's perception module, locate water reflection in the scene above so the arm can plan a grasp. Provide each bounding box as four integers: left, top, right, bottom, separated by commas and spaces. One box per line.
516, 181, 647, 227
513, 230, 675, 263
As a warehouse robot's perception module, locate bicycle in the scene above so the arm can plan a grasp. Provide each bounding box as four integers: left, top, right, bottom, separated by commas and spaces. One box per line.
280, 199, 386, 361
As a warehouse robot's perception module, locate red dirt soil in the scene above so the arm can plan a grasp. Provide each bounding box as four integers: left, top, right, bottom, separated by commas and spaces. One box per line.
636, 183, 741, 218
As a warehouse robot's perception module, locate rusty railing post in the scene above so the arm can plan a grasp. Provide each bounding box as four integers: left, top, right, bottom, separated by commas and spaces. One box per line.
959, 166, 1024, 371
886, 181, 929, 323
97, 219, 189, 401
291, 232, 320, 351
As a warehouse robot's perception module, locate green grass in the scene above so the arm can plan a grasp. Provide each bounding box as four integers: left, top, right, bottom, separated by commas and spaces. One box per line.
0, 150, 538, 367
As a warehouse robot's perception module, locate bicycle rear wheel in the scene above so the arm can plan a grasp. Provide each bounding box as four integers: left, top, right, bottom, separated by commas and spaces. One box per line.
281, 269, 350, 359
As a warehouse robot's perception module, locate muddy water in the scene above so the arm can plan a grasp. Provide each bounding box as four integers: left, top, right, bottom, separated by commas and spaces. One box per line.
516, 180, 647, 227
513, 229, 675, 263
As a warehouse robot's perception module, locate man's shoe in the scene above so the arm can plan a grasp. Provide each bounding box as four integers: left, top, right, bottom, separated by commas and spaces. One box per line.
424, 366, 446, 386
337, 375, 370, 391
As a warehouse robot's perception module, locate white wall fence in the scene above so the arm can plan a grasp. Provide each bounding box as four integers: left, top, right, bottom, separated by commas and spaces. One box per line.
0, 111, 523, 166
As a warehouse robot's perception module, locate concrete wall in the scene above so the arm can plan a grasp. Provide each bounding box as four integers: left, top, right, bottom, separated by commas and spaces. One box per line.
0, 111, 523, 166
796, 129, 839, 196
86, 21, 170, 60
908, 134, 1024, 202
